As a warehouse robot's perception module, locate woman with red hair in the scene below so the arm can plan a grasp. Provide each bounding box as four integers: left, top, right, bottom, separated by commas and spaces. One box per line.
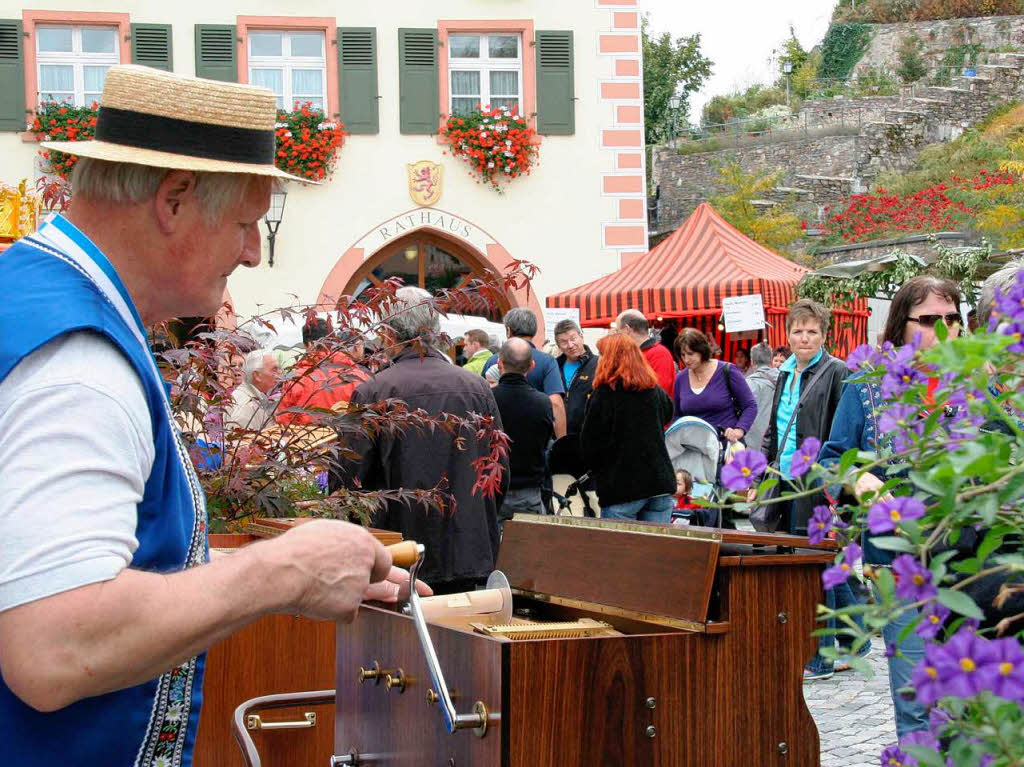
580, 333, 676, 521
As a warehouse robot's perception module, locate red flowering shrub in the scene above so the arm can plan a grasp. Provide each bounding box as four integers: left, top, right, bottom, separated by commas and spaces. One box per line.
29, 102, 99, 179
440, 106, 538, 191
275, 103, 346, 181
823, 170, 1018, 242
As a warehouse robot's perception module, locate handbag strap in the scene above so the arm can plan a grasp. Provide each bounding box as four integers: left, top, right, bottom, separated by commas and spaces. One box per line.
773, 357, 834, 464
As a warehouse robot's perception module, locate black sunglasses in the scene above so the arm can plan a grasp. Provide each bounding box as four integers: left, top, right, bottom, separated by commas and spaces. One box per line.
908, 313, 962, 328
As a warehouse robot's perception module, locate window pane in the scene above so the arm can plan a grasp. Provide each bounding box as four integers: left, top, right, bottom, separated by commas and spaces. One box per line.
40, 91, 74, 104
292, 69, 323, 98
83, 66, 109, 94
451, 70, 480, 97
249, 31, 282, 58
81, 27, 117, 54
452, 98, 477, 116
289, 31, 323, 58
39, 65, 74, 93
449, 35, 479, 58
490, 70, 519, 96
488, 35, 518, 59
491, 97, 519, 114
37, 26, 73, 53
251, 68, 283, 95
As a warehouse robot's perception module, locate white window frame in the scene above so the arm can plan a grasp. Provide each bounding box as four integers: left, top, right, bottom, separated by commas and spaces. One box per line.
36, 24, 120, 107
247, 29, 327, 113
448, 33, 523, 116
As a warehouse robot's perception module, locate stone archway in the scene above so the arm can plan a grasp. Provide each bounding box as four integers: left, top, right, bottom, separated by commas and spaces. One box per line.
316, 207, 546, 342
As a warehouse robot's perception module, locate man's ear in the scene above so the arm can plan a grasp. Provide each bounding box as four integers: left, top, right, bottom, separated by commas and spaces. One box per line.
153, 170, 200, 234
528, 359, 537, 373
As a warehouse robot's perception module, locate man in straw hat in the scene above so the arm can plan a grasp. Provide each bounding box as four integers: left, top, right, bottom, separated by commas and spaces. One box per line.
0, 66, 422, 766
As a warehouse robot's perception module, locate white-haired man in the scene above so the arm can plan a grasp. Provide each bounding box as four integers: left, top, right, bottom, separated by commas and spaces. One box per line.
331, 287, 509, 595
0, 66, 417, 767
226, 349, 280, 429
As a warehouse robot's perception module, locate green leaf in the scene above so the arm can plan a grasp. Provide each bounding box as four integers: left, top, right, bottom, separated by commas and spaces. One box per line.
869, 536, 916, 553
975, 494, 999, 526
837, 447, 861, 477
977, 529, 1005, 564
904, 745, 945, 767
845, 656, 874, 678
874, 567, 895, 602
937, 588, 984, 620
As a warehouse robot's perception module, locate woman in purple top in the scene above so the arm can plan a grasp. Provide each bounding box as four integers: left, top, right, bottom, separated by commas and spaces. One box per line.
671, 328, 757, 442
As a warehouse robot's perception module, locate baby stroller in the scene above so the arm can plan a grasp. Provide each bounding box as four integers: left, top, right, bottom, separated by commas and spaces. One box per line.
547, 435, 597, 518
663, 416, 724, 527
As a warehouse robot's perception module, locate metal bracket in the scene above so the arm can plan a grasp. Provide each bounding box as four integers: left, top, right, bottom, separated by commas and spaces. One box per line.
247, 711, 316, 730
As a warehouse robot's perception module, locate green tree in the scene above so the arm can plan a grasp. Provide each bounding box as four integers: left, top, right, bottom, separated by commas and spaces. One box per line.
896, 34, 927, 83
777, 26, 808, 76
709, 162, 803, 256
642, 15, 713, 145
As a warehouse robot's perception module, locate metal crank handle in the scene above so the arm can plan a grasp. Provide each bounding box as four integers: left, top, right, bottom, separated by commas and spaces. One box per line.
402, 542, 490, 737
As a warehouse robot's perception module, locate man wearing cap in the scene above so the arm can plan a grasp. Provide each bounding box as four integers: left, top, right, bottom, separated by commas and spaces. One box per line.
0, 66, 420, 767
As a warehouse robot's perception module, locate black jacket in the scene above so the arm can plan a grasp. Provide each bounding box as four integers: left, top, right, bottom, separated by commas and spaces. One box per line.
556, 347, 599, 436
330, 347, 509, 586
492, 373, 554, 490
580, 385, 676, 507
761, 351, 849, 534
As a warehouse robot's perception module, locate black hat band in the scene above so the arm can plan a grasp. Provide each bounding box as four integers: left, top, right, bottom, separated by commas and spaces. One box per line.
94, 106, 276, 165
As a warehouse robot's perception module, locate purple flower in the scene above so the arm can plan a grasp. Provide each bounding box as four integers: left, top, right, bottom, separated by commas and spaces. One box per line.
928, 705, 952, 736
867, 497, 926, 534
991, 269, 1024, 328
720, 449, 768, 491
315, 470, 329, 494
847, 344, 881, 371
899, 731, 940, 765
807, 505, 834, 545
878, 403, 917, 435
915, 602, 950, 640
892, 555, 938, 602
912, 627, 1001, 705
980, 637, 1024, 704
879, 744, 908, 766
789, 437, 821, 479
823, 542, 862, 589
886, 641, 898, 659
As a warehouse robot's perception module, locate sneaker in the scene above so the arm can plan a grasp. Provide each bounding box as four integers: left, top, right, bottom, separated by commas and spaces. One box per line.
835, 644, 872, 673
803, 666, 834, 682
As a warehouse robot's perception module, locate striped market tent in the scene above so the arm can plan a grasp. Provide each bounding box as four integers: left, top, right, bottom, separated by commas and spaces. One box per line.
547, 202, 868, 360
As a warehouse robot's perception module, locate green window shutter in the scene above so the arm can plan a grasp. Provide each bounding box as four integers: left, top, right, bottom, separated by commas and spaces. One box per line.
398, 28, 437, 134
338, 27, 378, 134
194, 24, 236, 82
131, 24, 173, 71
0, 19, 25, 131
535, 30, 575, 136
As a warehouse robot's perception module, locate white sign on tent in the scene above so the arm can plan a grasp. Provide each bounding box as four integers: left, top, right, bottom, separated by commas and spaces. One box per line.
722, 294, 766, 333
542, 307, 581, 335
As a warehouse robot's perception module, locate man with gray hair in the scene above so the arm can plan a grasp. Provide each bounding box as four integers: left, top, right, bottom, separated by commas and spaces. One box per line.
482, 307, 566, 437
615, 309, 676, 395
333, 287, 509, 594
226, 349, 280, 429
491, 338, 555, 519
978, 259, 1024, 328
0, 66, 403, 765
743, 342, 780, 455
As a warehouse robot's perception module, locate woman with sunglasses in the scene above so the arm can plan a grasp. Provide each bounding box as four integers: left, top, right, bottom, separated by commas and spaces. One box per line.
817, 274, 962, 739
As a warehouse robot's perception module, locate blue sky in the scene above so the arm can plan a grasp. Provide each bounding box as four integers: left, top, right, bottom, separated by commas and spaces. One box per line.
638, 0, 834, 119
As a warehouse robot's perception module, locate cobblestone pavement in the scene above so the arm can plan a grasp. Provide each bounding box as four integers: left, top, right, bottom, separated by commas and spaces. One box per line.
805, 636, 898, 767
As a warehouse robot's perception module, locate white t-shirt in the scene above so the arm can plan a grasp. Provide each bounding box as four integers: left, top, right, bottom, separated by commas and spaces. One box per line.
0, 331, 153, 612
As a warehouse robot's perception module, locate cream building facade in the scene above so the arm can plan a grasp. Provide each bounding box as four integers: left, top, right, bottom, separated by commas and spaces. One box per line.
0, 0, 647, 340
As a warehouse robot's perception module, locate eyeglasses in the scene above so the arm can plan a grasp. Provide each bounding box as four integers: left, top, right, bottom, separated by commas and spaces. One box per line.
907, 313, 963, 328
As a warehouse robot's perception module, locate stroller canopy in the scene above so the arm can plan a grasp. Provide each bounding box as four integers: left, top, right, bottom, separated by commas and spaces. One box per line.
664, 416, 721, 485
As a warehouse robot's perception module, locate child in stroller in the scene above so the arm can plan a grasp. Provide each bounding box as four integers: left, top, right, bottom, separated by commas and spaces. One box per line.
663, 416, 725, 526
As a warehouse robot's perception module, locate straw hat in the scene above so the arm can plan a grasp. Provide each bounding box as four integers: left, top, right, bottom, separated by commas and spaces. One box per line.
41, 65, 308, 181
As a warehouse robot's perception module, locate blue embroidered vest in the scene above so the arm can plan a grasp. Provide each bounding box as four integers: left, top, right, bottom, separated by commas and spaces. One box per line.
0, 221, 208, 767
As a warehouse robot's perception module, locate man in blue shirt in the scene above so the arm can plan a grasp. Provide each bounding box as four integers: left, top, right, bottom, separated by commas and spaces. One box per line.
483, 308, 566, 437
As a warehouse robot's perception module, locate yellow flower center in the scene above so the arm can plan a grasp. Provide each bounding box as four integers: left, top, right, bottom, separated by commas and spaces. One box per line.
889, 510, 902, 522
740, 467, 751, 477
959, 657, 976, 673
925, 666, 939, 679
912, 574, 925, 585
841, 563, 850, 573
1000, 662, 1014, 676
902, 374, 911, 383
929, 614, 940, 625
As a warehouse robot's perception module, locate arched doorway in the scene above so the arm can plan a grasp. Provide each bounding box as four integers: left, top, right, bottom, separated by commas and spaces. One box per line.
343, 230, 510, 322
